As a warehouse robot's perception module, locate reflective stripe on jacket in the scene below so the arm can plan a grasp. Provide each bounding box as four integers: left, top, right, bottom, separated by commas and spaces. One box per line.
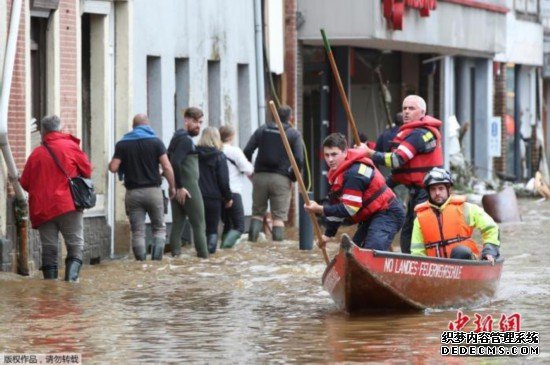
327, 149, 395, 223
413, 195, 481, 258
390, 116, 443, 186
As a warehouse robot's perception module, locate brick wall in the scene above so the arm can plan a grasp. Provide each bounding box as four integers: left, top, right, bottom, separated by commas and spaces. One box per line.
7, 0, 28, 173
83, 217, 111, 264
59, 0, 78, 133
493, 62, 507, 175
284, 0, 297, 114
284, 0, 298, 226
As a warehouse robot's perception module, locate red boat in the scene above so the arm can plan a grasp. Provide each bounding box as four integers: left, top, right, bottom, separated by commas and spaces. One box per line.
322, 234, 504, 313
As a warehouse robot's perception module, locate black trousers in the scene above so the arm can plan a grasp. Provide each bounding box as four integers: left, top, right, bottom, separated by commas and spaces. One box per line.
222, 193, 245, 234
203, 197, 223, 235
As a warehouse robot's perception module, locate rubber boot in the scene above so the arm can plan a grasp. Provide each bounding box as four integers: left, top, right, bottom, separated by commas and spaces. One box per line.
133, 246, 146, 261
64, 258, 83, 282
221, 230, 242, 249
272, 226, 285, 241
248, 219, 262, 242
151, 237, 166, 261
42, 265, 58, 280
207, 234, 218, 254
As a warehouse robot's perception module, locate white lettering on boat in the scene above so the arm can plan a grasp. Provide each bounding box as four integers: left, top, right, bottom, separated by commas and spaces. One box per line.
383, 258, 463, 279
384, 258, 394, 272
324, 268, 340, 293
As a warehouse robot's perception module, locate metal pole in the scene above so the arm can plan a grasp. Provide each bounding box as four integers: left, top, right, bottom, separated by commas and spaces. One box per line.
514, 64, 521, 181
299, 192, 313, 250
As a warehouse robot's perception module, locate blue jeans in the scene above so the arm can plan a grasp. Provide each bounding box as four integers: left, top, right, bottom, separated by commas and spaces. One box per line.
352, 199, 405, 251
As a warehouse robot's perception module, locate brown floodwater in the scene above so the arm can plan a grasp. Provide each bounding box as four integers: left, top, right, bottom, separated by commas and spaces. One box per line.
1, 198, 549, 364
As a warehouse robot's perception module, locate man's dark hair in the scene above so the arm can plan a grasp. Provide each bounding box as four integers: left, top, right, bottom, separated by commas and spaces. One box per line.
323, 133, 348, 151
277, 105, 292, 124
358, 132, 368, 143
183, 107, 204, 120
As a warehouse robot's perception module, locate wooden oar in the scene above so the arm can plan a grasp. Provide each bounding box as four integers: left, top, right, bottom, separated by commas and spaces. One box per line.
268, 101, 329, 265
321, 29, 361, 146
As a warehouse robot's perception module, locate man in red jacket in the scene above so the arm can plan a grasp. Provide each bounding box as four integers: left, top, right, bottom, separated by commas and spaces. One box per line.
361, 95, 443, 254
20, 115, 92, 281
304, 133, 404, 250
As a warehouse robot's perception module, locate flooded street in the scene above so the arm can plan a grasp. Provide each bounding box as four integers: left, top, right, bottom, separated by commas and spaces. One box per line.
1, 197, 549, 364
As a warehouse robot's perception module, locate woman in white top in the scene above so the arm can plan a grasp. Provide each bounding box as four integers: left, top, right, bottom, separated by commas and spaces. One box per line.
219, 125, 254, 248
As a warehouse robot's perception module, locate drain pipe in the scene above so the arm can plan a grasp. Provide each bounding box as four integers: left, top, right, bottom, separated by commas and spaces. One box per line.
254, 0, 266, 126
0, 0, 29, 275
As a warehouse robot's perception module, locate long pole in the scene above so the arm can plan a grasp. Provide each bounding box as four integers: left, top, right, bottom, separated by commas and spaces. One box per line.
320, 29, 361, 146
268, 101, 329, 265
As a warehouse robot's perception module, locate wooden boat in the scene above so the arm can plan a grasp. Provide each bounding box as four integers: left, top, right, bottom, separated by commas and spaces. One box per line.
322, 234, 504, 313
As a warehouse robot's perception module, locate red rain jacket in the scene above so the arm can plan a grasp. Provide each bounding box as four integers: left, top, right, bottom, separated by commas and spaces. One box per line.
20, 132, 92, 228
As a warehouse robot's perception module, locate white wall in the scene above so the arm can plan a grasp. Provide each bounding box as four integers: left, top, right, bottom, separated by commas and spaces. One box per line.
298, 0, 506, 56
495, 14, 543, 66
133, 0, 259, 215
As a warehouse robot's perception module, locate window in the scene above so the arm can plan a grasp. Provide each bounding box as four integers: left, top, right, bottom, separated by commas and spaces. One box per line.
147, 56, 163, 133
237, 64, 251, 148
208, 60, 221, 126
30, 16, 48, 148
174, 58, 190, 129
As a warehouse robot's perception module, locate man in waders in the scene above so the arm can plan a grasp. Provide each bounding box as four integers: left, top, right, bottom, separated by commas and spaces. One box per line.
167, 107, 209, 258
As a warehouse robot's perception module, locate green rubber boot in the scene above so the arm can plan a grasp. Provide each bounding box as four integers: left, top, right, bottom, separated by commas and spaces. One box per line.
64, 258, 82, 282
42, 265, 58, 280
221, 230, 242, 249
248, 219, 262, 242
272, 226, 285, 241
151, 237, 166, 261
133, 246, 146, 261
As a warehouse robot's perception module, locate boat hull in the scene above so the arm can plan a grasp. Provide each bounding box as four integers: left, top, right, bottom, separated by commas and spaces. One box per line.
322, 234, 503, 313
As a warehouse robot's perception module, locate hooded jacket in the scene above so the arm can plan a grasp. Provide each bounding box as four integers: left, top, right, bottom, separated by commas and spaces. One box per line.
197, 146, 232, 201
20, 132, 92, 228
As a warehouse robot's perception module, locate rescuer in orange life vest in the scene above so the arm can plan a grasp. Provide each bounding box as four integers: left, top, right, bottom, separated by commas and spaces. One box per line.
304, 133, 405, 250
361, 95, 443, 255
410, 168, 501, 263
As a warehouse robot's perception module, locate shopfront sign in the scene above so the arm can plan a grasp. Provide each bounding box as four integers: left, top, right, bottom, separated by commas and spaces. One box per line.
383, 0, 437, 30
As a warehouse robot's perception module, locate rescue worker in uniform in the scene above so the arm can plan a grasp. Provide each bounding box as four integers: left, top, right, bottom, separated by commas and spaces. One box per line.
304, 133, 405, 250
362, 95, 443, 254
410, 168, 500, 263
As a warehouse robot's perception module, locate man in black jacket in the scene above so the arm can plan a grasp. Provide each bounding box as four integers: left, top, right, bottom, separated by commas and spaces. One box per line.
243, 105, 303, 242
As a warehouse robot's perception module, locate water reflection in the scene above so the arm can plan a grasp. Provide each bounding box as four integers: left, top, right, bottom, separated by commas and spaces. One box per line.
0, 198, 549, 363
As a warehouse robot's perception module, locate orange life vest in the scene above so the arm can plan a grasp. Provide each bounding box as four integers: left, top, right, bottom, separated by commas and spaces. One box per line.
390, 116, 443, 187
414, 195, 481, 258
328, 149, 395, 223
